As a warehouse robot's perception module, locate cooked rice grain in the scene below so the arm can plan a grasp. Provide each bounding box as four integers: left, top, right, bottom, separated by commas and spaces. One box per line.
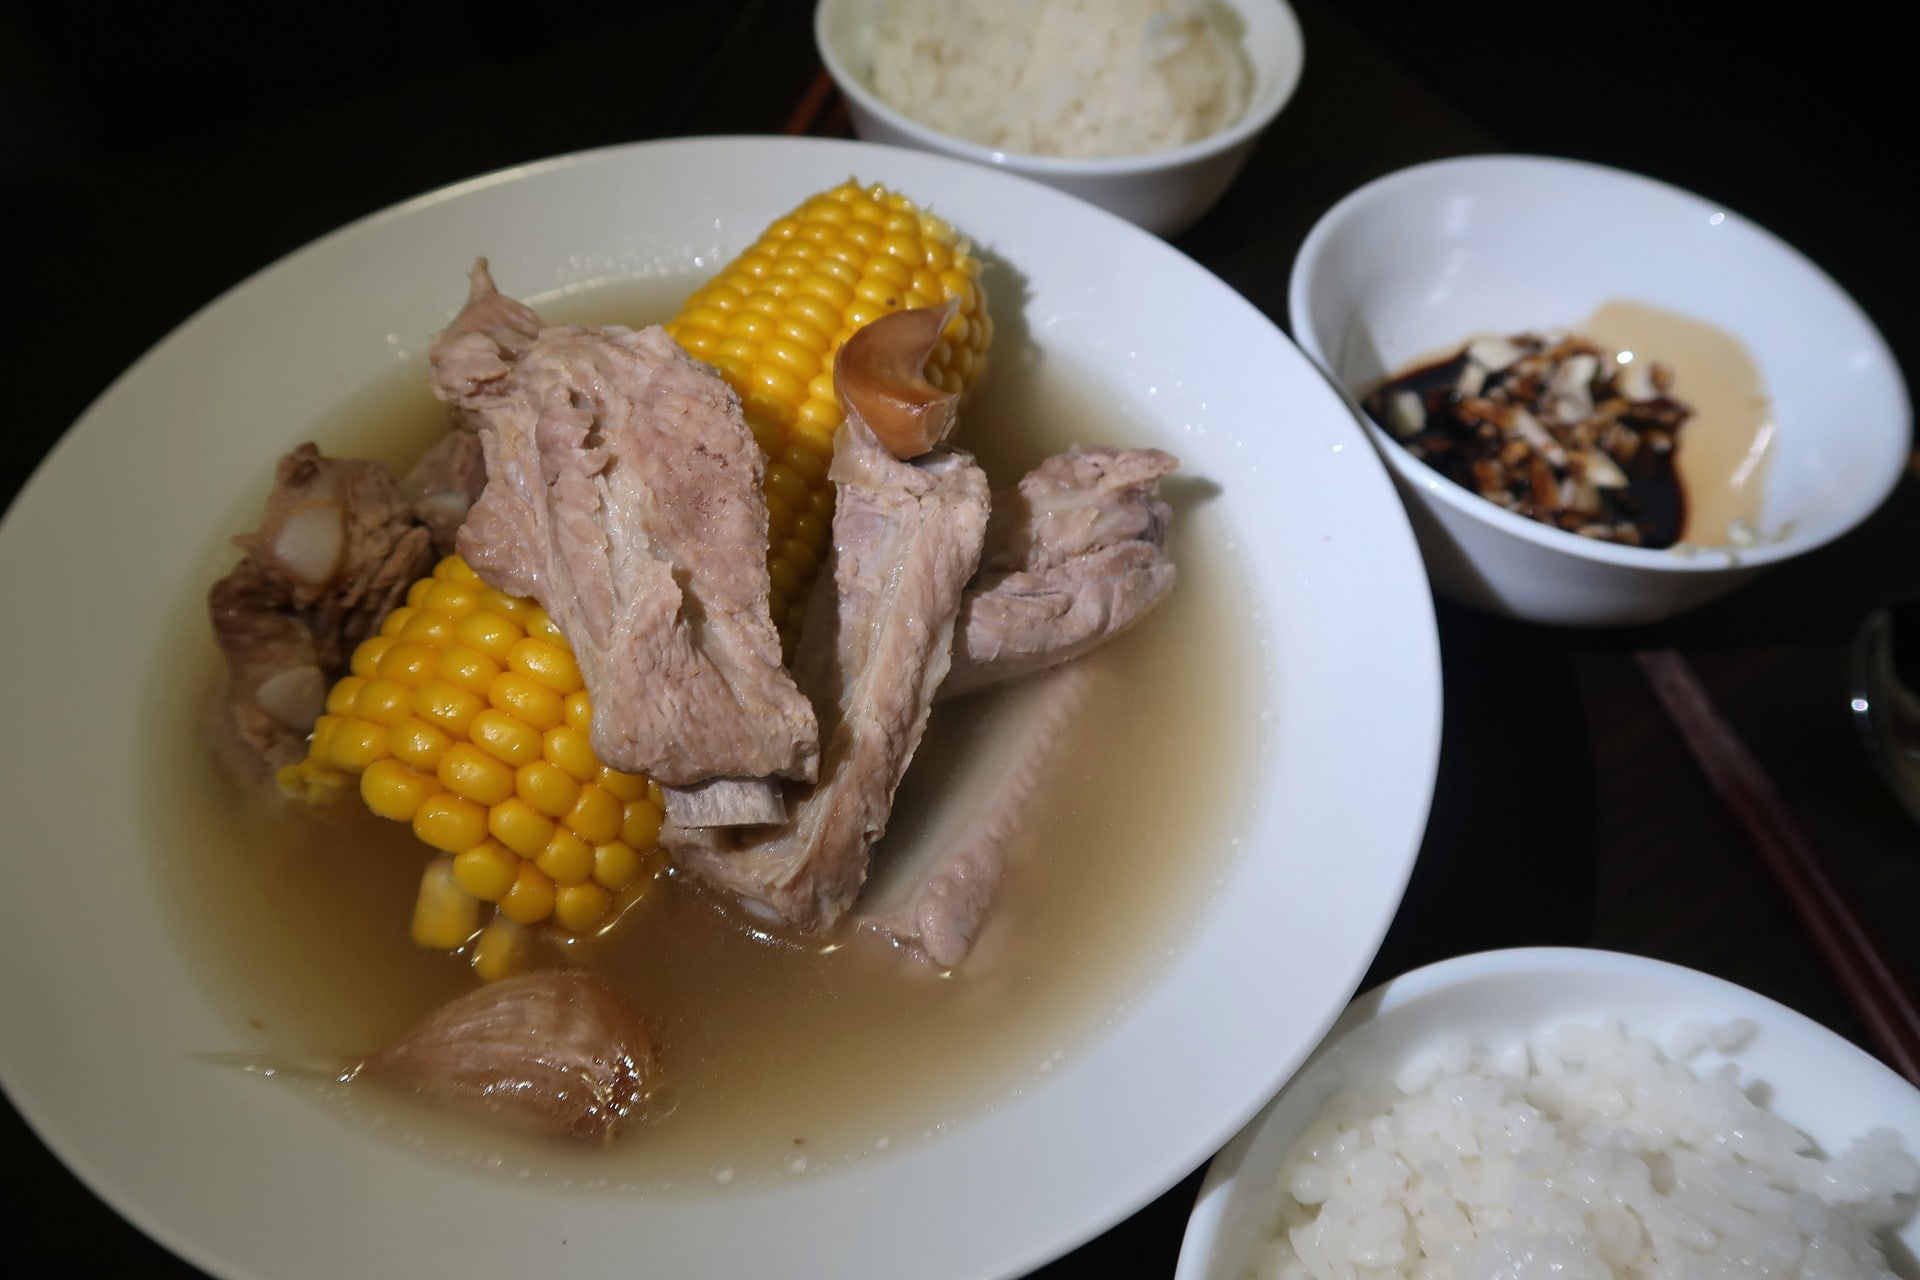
1253, 1020, 1919, 1280
868, 0, 1252, 159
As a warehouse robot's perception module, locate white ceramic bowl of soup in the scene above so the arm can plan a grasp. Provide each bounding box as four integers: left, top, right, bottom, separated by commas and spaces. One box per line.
1288, 154, 1912, 627
813, 0, 1305, 237
1177, 947, 1920, 1280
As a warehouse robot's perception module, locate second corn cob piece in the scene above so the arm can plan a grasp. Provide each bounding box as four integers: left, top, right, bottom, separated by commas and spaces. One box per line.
666, 180, 992, 637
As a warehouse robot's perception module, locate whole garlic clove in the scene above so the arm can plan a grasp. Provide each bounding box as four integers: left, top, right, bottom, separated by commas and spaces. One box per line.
357, 969, 659, 1143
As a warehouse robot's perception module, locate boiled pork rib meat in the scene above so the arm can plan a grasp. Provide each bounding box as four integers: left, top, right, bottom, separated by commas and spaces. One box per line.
944, 446, 1178, 698
444, 273, 819, 787
670, 410, 991, 928
209, 444, 436, 771
409, 260, 543, 554
859, 663, 1093, 967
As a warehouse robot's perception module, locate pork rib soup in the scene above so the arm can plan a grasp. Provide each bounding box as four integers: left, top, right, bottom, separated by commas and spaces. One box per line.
161, 270, 1268, 1187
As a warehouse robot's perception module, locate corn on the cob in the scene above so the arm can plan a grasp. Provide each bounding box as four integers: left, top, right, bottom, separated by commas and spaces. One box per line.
667, 180, 992, 636
281, 555, 669, 971
282, 181, 993, 977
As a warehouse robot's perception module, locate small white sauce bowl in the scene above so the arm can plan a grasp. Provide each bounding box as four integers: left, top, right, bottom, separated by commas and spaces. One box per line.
1175, 947, 1920, 1280
1289, 155, 1912, 627
813, 0, 1304, 237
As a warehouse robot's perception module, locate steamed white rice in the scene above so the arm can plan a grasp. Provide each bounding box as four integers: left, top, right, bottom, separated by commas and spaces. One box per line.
1252, 1020, 1919, 1280
867, 0, 1252, 159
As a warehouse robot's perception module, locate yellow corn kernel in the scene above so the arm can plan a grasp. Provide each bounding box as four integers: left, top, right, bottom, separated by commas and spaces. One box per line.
380, 606, 416, 638
326, 719, 388, 774
456, 611, 524, 663
437, 743, 516, 808
389, 715, 453, 771
413, 792, 489, 854
535, 829, 594, 886
564, 784, 623, 847
434, 644, 501, 698
488, 797, 556, 858
542, 726, 600, 784
325, 676, 367, 716
497, 862, 557, 926
434, 554, 480, 585
361, 759, 438, 823
375, 640, 436, 686
564, 690, 594, 733
350, 634, 396, 678
477, 587, 534, 623
621, 799, 663, 851
509, 638, 582, 695
307, 715, 342, 764
452, 839, 519, 902
596, 767, 648, 803
406, 579, 435, 609
469, 708, 543, 767
489, 672, 564, 732
412, 678, 484, 737
554, 882, 612, 934
423, 581, 481, 619
591, 840, 642, 891
412, 857, 481, 950
351, 678, 413, 727
516, 760, 579, 820
399, 609, 455, 647
469, 917, 531, 981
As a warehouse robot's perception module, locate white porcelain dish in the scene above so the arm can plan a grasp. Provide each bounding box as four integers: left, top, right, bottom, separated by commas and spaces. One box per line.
1177, 947, 1920, 1280
814, 0, 1304, 237
0, 136, 1439, 1280
1289, 154, 1912, 627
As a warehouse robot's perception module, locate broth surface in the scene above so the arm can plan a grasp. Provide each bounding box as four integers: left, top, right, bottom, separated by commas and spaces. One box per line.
150, 276, 1267, 1189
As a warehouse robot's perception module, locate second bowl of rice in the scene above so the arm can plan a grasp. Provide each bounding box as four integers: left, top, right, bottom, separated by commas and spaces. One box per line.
1176, 948, 1920, 1280
813, 0, 1305, 236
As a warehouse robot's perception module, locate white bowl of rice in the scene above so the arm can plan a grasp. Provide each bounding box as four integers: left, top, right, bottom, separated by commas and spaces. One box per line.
1177, 948, 1920, 1280
813, 0, 1304, 236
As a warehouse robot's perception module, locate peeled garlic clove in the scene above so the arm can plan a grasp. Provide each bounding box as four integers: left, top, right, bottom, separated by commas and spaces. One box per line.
357, 969, 658, 1143
835, 301, 961, 460
1382, 390, 1426, 439
1575, 448, 1631, 490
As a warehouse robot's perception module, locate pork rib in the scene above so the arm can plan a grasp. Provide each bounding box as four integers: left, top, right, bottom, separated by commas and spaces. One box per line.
409, 260, 544, 553
943, 446, 1178, 698
860, 663, 1093, 967
670, 412, 991, 928
209, 445, 436, 771
445, 273, 818, 786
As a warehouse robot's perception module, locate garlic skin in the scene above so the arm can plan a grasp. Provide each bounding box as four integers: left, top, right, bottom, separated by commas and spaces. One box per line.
835, 302, 961, 460
357, 970, 658, 1143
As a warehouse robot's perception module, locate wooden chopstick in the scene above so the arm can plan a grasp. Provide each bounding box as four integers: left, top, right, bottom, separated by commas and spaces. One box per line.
784, 67, 838, 137
1636, 649, 1920, 1086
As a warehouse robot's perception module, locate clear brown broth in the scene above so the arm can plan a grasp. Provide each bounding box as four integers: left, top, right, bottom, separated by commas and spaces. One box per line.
149, 276, 1267, 1190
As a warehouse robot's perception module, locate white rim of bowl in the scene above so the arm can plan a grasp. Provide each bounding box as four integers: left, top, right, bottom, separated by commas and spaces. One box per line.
1176, 944, 1920, 1280
1286, 153, 1914, 576
813, 0, 1305, 178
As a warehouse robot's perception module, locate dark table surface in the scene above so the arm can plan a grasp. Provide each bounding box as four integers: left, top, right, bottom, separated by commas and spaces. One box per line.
5, 1, 1915, 1275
